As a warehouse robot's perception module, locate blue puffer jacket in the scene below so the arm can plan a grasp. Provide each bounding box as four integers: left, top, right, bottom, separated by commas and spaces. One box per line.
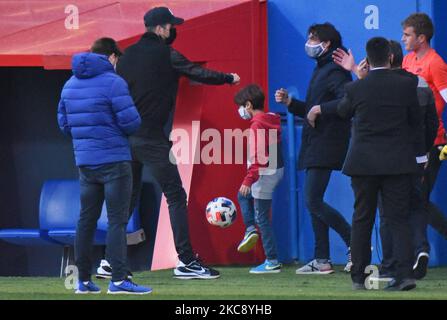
58, 52, 141, 166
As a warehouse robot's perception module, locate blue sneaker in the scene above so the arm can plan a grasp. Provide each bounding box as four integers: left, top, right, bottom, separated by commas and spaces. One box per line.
249, 260, 281, 274
237, 229, 259, 253
107, 279, 152, 295
75, 281, 101, 294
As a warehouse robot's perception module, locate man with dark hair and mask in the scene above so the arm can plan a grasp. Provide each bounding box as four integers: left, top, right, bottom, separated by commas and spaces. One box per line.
93, 7, 240, 281
275, 23, 353, 275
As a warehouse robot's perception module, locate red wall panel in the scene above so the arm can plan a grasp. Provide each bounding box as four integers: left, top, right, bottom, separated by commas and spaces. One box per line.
152, 0, 268, 267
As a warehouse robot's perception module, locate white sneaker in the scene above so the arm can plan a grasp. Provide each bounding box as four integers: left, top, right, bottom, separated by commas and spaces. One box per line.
96, 259, 112, 279
296, 259, 335, 275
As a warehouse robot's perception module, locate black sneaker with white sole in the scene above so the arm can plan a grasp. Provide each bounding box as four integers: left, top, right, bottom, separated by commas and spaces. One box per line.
174, 260, 220, 280
413, 252, 429, 280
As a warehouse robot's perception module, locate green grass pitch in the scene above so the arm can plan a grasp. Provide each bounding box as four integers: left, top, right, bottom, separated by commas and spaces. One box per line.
0, 265, 446, 300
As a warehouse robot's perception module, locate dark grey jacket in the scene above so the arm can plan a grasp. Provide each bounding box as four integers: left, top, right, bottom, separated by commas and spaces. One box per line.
287, 48, 352, 170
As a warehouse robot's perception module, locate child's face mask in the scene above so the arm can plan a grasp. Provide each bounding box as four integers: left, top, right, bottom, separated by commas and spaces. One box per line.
238, 105, 252, 120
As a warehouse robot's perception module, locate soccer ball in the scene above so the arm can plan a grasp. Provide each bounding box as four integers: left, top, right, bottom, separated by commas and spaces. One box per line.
205, 197, 237, 228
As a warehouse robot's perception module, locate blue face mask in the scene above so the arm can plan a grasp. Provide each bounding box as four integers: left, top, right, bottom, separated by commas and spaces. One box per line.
305, 42, 326, 58
238, 106, 252, 120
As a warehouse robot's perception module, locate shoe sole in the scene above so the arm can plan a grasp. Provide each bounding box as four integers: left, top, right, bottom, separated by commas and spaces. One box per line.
173, 274, 220, 280
75, 290, 101, 294
249, 270, 281, 274
401, 283, 417, 291
237, 234, 259, 253
95, 274, 112, 280
385, 283, 417, 291
413, 255, 429, 280
107, 290, 152, 295
295, 270, 335, 275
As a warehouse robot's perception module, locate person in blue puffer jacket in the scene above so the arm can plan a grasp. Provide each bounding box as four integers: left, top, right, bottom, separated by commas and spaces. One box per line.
57, 38, 150, 295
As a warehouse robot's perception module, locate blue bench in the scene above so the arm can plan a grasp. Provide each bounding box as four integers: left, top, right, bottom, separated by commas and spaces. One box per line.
0, 179, 145, 276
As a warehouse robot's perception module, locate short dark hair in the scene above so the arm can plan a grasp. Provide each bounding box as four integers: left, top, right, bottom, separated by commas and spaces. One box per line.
91, 38, 122, 57
389, 40, 403, 68
234, 84, 265, 110
402, 13, 434, 42
308, 23, 342, 49
366, 37, 391, 67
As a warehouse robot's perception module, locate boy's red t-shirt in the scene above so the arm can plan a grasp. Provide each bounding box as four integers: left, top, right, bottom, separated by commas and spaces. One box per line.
243, 112, 282, 187
403, 48, 447, 146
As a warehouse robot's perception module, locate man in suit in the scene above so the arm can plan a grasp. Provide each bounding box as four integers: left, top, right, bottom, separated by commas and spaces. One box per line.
337, 37, 421, 291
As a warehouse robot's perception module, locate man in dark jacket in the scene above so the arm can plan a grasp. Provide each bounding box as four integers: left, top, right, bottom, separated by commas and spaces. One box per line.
275, 23, 352, 274
331, 40, 439, 281
58, 38, 151, 294
116, 7, 238, 280
162, 23, 240, 134
337, 37, 422, 291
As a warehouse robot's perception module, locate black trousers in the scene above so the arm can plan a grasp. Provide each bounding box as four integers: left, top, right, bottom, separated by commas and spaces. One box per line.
76, 162, 132, 282
424, 147, 447, 238
350, 174, 413, 284
379, 166, 429, 274
129, 128, 194, 264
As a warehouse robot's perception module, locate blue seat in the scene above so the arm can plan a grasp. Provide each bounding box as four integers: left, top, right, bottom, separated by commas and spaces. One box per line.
0, 179, 144, 246
41, 180, 143, 245
0, 229, 60, 246
0, 179, 145, 277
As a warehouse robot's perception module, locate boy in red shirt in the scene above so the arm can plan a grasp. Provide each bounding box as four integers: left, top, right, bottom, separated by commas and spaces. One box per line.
234, 84, 284, 273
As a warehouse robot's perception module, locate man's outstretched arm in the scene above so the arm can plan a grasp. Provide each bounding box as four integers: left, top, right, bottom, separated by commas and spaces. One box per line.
171, 48, 240, 85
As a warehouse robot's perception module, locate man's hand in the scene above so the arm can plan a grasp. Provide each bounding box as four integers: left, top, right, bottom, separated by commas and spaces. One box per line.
231, 73, 241, 85
332, 48, 356, 72
356, 58, 369, 79
307, 105, 321, 128
239, 184, 251, 197
275, 88, 292, 106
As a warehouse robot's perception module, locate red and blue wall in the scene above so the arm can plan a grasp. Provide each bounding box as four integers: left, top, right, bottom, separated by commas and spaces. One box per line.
0, 0, 446, 276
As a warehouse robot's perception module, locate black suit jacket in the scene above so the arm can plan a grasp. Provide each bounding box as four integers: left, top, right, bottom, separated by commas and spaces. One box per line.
337, 69, 422, 176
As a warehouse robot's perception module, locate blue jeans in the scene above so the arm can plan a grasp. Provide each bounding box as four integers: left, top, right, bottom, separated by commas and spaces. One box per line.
237, 192, 277, 260
76, 161, 132, 282
304, 168, 351, 260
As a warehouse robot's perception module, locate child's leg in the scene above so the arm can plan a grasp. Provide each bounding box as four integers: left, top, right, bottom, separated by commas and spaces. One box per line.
237, 192, 255, 229
254, 198, 278, 262
237, 192, 259, 252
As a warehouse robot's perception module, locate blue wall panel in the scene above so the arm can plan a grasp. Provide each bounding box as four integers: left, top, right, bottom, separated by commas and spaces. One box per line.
269, 0, 447, 266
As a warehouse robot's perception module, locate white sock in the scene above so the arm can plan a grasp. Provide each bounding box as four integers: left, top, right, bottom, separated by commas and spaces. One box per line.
246, 225, 256, 233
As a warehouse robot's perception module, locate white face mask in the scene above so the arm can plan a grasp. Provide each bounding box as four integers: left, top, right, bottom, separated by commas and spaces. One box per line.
238, 105, 252, 120
305, 42, 326, 58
